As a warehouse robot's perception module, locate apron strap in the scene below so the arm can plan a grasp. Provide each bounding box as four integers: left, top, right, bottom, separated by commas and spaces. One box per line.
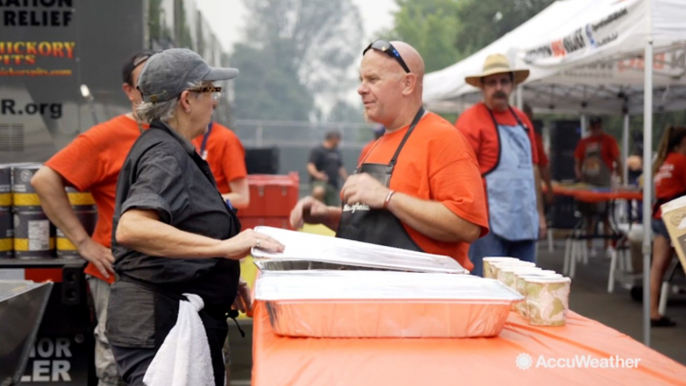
390, 107, 425, 167
508, 106, 528, 132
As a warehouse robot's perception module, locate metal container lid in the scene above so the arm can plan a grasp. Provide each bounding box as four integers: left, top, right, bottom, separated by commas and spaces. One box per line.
250, 226, 468, 274
255, 271, 523, 302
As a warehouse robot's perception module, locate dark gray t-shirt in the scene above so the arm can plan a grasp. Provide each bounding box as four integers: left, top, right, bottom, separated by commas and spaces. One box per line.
309, 144, 343, 188
106, 120, 240, 348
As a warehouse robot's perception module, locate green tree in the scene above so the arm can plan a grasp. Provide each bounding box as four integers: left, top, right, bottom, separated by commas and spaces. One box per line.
232, 44, 314, 121
384, 0, 463, 73
325, 100, 364, 123
454, 0, 555, 56
233, 0, 364, 120
175, 0, 194, 50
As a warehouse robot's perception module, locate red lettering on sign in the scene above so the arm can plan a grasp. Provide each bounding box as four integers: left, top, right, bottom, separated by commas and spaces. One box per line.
551, 40, 566, 57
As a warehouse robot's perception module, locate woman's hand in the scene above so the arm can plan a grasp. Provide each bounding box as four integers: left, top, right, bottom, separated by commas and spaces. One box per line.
221, 229, 284, 260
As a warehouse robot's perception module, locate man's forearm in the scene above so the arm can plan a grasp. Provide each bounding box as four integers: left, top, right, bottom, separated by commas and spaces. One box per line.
542, 165, 553, 190
31, 167, 91, 247
226, 178, 250, 209
339, 167, 348, 182
615, 158, 624, 183
386, 193, 480, 243
306, 163, 320, 179
574, 160, 582, 180
322, 207, 342, 231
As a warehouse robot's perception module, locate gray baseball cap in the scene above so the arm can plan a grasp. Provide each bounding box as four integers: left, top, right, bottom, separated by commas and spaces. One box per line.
137, 48, 239, 103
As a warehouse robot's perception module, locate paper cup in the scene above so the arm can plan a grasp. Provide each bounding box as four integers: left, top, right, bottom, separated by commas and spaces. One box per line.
525, 277, 571, 326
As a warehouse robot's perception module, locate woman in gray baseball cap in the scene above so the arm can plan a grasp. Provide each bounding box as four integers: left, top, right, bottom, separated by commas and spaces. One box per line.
105, 48, 284, 386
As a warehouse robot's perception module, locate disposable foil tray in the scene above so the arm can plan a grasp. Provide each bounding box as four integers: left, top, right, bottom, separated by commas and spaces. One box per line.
255, 271, 522, 338
251, 226, 468, 274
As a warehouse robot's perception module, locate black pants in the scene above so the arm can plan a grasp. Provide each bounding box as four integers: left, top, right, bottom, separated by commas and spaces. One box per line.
111, 311, 228, 386
111, 335, 226, 386
110, 345, 155, 386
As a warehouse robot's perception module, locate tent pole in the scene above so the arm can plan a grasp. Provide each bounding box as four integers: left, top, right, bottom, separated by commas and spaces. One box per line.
516, 85, 523, 110
622, 113, 630, 184
642, 3, 654, 347
580, 114, 587, 138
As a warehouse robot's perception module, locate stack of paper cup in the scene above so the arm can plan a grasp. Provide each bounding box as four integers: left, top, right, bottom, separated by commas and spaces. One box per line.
497, 266, 543, 289
514, 271, 562, 316
483, 257, 535, 280
482, 257, 519, 279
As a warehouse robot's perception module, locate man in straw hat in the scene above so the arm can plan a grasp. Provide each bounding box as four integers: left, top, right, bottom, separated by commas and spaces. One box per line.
455, 53, 546, 276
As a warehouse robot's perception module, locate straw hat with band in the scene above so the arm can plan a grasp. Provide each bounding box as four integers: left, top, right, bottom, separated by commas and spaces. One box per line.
465, 54, 529, 88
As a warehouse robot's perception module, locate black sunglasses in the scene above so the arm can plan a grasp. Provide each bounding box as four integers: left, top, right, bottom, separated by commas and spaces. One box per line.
363, 40, 411, 73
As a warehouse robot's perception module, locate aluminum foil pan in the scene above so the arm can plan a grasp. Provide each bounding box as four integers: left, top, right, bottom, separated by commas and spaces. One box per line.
251, 226, 468, 274
254, 260, 391, 272
256, 271, 522, 338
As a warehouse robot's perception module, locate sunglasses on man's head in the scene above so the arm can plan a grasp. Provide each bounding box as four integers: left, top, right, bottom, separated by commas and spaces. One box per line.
363, 40, 411, 73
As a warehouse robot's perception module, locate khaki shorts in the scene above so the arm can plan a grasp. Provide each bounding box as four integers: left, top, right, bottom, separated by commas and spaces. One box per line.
312, 180, 340, 206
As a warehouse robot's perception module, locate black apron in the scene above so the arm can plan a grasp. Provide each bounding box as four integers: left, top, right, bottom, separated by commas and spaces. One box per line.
336, 108, 425, 251
120, 140, 241, 386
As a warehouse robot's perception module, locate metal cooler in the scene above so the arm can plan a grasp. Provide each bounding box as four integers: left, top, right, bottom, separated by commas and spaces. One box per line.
0, 259, 96, 385
0, 280, 52, 385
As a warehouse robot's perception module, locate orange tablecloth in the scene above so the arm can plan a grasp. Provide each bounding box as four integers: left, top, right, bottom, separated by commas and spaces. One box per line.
551, 186, 642, 203
252, 301, 686, 386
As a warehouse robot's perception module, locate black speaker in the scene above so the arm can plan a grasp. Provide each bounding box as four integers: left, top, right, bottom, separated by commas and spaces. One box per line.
61, 264, 86, 306
245, 147, 279, 174
550, 120, 582, 181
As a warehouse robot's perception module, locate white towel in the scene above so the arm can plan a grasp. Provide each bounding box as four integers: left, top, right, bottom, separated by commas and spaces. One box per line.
143, 293, 215, 386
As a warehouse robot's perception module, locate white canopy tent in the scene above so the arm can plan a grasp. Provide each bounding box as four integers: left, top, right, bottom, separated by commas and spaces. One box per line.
423, 0, 686, 346
424, 0, 686, 115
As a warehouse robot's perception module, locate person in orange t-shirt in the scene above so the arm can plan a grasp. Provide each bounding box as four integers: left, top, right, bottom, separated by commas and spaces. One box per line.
573, 116, 623, 253
455, 54, 545, 276
192, 119, 249, 209
31, 50, 154, 386
649, 126, 686, 327
290, 40, 488, 271
574, 117, 622, 185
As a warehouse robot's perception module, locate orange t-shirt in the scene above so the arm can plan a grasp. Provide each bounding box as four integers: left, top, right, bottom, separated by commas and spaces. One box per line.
358, 139, 377, 166
360, 112, 489, 271
191, 122, 247, 194
654, 152, 686, 219
574, 133, 619, 172
454, 103, 539, 175
45, 115, 146, 284
534, 132, 549, 167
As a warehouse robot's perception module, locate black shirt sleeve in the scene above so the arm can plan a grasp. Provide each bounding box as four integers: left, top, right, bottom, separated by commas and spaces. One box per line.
120, 144, 189, 224
308, 147, 321, 168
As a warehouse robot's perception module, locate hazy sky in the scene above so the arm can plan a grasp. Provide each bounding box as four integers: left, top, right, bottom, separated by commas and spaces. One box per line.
195, 0, 398, 54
